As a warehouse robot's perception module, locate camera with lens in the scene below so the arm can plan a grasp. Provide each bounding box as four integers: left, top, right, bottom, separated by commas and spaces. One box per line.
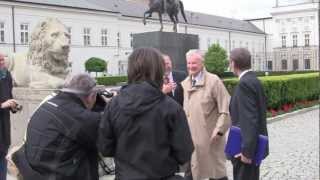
92, 89, 116, 112
97, 89, 114, 99
10, 104, 23, 113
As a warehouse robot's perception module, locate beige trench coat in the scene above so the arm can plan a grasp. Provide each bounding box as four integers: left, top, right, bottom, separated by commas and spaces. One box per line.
182, 70, 231, 180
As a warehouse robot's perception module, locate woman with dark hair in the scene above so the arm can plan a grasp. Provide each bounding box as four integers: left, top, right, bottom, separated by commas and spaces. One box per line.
98, 47, 194, 180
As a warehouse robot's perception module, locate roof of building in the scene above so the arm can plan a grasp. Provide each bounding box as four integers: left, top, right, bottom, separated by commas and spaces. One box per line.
5, 0, 265, 34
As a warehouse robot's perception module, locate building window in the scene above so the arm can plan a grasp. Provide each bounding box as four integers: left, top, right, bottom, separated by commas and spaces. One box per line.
239, 41, 243, 47
67, 27, 71, 45
281, 59, 287, 70
20, 23, 29, 44
293, 59, 299, 70
118, 60, 128, 75
292, 34, 298, 47
267, 61, 272, 71
83, 28, 91, 46
245, 42, 249, 49
216, 39, 220, 45
232, 40, 235, 49
304, 59, 310, 69
130, 33, 133, 48
117, 32, 121, 47
207, 38, 211, 49
0, 22, 4, 43
224, 40, 228, 50
101, 29, 108, 46
304, 34, 310, 47
281, 35, 286, 48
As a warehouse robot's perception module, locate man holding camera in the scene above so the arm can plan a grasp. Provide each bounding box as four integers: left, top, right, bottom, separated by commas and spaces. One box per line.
0, 53, 18, 180
12, 73, 102, 180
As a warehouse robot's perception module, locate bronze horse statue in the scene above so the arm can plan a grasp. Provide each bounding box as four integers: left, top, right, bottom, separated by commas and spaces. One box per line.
143, 0, 188, 32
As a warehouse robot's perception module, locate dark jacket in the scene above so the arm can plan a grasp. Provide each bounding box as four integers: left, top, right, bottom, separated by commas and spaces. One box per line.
13, 92, 101, 180
98, 81, 194, 180
229, 71, 269, 159
0, 70, 13, 153
166, 71, 187, 106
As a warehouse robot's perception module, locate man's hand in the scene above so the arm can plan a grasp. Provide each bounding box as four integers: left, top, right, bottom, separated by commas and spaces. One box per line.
1, 99, 17, 109
210, 129, 221, 143
162, 82, 176, 94
235, 153, 252, 164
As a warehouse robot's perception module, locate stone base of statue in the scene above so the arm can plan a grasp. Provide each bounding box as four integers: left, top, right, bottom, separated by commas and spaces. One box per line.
132, 31, 199, 72
10, 88, 54, 146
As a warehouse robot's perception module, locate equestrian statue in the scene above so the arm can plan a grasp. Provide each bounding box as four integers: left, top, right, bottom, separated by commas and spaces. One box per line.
143, 0, 188, 32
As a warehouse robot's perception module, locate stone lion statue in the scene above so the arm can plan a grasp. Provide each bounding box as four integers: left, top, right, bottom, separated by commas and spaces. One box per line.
6, 18, 70, 89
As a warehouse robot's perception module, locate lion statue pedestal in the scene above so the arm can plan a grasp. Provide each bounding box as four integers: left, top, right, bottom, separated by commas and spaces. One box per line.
10, 88, 54, 146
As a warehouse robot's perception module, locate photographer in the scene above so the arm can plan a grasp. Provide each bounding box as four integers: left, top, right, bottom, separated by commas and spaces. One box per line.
12, 73, 102, 180
0, 53, 17, 180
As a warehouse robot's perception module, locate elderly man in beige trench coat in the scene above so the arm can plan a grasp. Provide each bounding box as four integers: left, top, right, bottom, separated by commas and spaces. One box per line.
181, 49, 231, 180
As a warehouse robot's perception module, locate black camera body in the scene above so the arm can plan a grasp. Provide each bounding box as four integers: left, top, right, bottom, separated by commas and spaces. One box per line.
11, 104, 23, 113
92, 89, 115, 112
97, 89, 114, 99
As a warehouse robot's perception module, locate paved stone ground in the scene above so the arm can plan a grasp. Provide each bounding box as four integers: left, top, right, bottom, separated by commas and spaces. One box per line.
258, 108, 319, 180
8, 108, 319, 180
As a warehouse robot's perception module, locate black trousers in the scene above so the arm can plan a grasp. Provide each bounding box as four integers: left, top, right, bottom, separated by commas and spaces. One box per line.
231, 158, 259, 180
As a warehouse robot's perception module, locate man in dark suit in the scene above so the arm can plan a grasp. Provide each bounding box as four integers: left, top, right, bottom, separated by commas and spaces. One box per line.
162, 54, 187, 106
228, 48, 269, 180
0, 53, 18, 180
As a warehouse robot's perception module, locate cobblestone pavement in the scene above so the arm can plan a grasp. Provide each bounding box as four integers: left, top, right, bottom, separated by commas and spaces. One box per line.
257, 108, 319, 180
8, 108, 319, 180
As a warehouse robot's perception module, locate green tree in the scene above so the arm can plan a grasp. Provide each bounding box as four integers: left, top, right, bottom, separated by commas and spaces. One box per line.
204, 43, 228, 76
85, 57, 107, 77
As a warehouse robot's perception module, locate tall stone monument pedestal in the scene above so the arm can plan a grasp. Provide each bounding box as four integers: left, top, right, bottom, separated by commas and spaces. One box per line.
10, 88, 54, 146
133, 31, 199, 72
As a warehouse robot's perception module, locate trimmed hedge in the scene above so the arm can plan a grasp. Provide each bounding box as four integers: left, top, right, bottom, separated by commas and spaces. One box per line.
97, 73, 320, 110
221, 70, 318, 78
223, 73, 320, 109
85, 57, 107, 73
96, 76, 127, 86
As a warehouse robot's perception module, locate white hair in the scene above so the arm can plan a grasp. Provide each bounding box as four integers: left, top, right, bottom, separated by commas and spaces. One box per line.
186, 49, 206, 62
61, 73, 97, 96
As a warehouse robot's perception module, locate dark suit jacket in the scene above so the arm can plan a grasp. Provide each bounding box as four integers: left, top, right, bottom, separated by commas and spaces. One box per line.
0, 71, 13, 153
167, 70, 187, 106
229, 71, 269, 159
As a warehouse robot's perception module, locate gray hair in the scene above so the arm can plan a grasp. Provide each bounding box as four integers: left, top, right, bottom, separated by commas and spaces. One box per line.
186, 49, 205, 62
61, 73, 97, 96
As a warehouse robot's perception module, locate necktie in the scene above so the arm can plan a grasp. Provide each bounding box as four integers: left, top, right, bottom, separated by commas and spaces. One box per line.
192, 79, 196, 87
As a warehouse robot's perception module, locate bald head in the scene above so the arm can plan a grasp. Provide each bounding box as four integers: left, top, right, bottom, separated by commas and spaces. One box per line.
230, 48, 251, 71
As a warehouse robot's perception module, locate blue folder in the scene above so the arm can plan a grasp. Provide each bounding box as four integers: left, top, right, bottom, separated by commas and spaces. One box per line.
225, 126, 268, 166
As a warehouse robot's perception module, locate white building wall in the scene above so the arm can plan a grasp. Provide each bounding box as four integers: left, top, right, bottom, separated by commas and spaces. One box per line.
0, 1, 267, 75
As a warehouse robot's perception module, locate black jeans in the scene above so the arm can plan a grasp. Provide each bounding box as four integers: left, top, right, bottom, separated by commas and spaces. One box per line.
0, 152, 7, 180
